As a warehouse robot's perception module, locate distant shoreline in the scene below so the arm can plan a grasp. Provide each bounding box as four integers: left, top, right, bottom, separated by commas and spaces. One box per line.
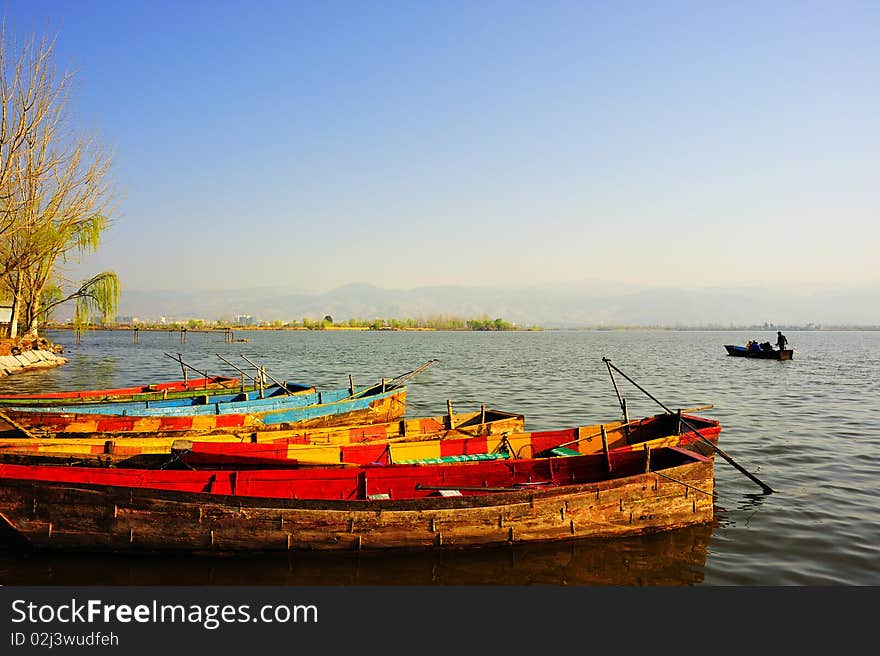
42, 324, 879, 332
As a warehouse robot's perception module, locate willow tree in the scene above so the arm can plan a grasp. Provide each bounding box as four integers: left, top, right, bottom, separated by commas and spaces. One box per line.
0, 26, 118, 339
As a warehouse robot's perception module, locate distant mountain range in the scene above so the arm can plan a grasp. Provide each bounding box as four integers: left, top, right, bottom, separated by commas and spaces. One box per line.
92, 281, 880, 328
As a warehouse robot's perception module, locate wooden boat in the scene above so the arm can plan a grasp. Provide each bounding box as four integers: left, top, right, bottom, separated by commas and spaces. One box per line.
0, 360, 441, 440
0, 441, 717, 552
724, 344, 793, 360
0, 381, 407, 439
0, 379, 308, 407
0, 406, 527, 465
2, 380, 349, 417
171, 409, 719, 468
0, 408, 717, 468
0, 376, 243, 406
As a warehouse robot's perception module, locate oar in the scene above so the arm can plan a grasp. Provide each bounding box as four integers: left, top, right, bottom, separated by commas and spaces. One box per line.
215, 353, 259, 392
381, 359, 440, 391
162, 353, 213, 388
602, 357, 775, 495
344, 359, 439, 399
238, 354, 296, 395
0, 409, 38, 439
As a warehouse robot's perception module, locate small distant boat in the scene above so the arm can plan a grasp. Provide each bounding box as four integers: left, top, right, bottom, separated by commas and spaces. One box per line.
724, 345, 793, 360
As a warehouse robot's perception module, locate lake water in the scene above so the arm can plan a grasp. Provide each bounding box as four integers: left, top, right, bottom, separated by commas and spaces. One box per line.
0, 328, 877, 586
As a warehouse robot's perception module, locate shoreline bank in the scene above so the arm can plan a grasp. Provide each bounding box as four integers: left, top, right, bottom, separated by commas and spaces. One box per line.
0, 338, 68, 378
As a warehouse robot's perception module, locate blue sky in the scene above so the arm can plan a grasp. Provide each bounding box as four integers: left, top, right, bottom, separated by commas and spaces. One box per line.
4, 0, 878, 293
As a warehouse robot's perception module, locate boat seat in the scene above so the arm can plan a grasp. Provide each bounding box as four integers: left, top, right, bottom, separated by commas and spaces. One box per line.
546, 447, 580, 457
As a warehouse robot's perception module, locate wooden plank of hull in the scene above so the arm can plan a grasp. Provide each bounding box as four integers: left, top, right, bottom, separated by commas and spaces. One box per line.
0, 454, 714, 552
0, 389, 407, 439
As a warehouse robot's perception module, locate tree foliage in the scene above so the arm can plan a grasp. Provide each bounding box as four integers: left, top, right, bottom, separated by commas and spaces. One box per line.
0, 24, 117, 338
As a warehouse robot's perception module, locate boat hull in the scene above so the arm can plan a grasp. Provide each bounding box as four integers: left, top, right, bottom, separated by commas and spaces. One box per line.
0, 407, 524, 465
0, 388, 407, 439
724, 345, 793, 360
0, 449, 714, 552
3, 382, 376, 417
0, 377, 242, 405
175, 411, 719, 467
0, 411, 719, 468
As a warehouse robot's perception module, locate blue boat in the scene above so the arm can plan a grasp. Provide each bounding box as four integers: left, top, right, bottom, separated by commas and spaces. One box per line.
6, 379, 393, 417
0, 360, 436, 439
0, 383, 409, 438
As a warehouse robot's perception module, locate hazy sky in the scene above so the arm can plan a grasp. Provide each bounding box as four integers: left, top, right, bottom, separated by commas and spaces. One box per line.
5, 1, 878, 293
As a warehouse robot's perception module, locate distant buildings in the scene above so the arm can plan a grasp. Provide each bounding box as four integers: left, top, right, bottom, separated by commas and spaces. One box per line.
233, 315, 256, 326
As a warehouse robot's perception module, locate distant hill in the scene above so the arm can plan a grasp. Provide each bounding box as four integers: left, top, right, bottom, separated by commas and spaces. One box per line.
100, 281, 880, 328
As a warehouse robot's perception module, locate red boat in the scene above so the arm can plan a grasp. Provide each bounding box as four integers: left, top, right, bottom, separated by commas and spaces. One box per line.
0, 376, 241, 406
0, 384, 407, 439
0, 411, 721, 552
0, 442, 716, 552
171, 410, 719, 468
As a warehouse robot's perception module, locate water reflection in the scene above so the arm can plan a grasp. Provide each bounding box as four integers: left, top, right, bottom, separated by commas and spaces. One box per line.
739, 492, 772, 508
0, 524, 714, 586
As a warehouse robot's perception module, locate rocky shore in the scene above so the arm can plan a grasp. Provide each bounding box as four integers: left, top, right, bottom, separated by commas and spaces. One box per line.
0, 337, 68, 378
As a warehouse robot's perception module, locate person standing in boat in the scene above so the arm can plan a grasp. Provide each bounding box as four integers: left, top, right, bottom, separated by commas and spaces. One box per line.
776, 331, 789, 351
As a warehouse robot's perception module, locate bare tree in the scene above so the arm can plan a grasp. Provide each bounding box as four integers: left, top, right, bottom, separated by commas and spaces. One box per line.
0, 23, 118, 338
0, 27, 67, 240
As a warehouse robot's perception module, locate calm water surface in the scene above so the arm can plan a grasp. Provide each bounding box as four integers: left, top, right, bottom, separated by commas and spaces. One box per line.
1, 328, 878, 586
